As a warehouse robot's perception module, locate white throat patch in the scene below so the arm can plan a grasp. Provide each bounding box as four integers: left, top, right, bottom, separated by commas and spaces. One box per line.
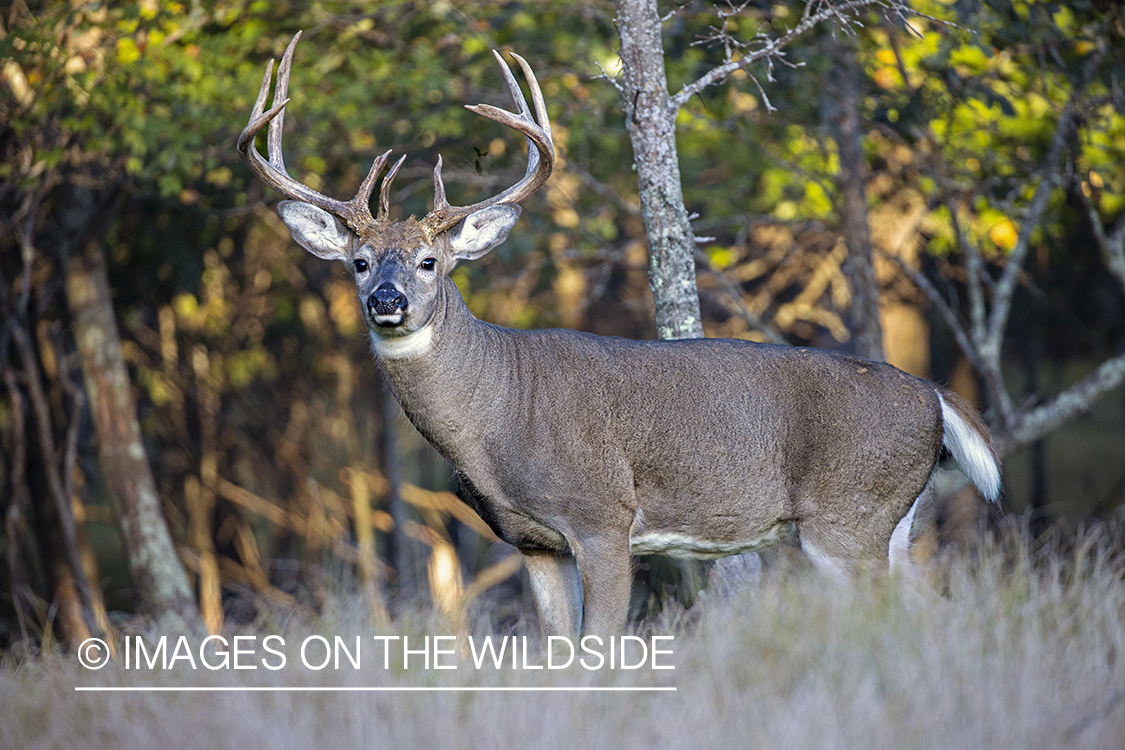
371, 324, 434, 360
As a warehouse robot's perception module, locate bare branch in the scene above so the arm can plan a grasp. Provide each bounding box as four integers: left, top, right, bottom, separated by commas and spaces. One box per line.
57, 341, 84, 519
564, 161, 641, 216
660, 1, 696, 22
950, 204, 987, 348
671, 0, 905, 110
1000, 353, 1125, 456
743, 68, 777, 113
9, 322, 98, 634
593, 60, 626, 95
984, 73, 1090, 367
876, 249, 984, 375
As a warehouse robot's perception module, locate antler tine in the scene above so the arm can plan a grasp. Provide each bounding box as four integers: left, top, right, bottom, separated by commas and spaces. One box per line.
357, 150, 393, 224
509, 52, 552, 175
237, 31, 384, 233
420, 50, 555, 239
494, 49, 532, 119
378, 154, 408, 221
266, 31, 302, 172
249, 58, 274, 124
492, 51, 546, 181
432, 154, 449, 211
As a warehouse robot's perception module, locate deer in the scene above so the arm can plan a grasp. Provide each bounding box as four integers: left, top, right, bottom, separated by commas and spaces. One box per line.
238, 32, 1001, 639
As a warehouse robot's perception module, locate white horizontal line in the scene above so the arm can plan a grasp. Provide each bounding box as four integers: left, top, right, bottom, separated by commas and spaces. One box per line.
74, 686, 676, 693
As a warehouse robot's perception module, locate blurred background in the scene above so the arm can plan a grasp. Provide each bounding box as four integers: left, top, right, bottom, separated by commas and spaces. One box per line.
1, 0, 1123, 649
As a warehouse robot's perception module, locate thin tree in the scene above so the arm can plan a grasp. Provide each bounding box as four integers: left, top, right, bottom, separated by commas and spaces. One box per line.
612, 0, 913, 345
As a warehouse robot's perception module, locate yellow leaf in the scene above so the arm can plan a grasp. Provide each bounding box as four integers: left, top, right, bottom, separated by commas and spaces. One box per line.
708, 247, 739, 270
117, 38, 140, 65
989, 218, 1019, 251
874, 67, 898, 90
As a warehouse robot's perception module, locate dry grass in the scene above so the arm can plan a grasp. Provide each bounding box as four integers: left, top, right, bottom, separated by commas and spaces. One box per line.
3, 530, 1124, 750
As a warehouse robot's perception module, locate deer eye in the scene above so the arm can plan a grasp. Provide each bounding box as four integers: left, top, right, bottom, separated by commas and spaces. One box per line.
420, 258, 437, 272
354, 258, 369, 273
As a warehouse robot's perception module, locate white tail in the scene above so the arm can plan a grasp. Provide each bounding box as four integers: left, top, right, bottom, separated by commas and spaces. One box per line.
939, 392, 1001, 501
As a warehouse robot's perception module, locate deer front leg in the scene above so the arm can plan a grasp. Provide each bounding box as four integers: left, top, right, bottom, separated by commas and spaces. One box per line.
525, 550, 583, 639
572, 536, 633, 638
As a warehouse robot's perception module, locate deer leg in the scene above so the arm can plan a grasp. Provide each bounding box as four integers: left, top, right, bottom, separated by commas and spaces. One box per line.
798, 519, 880, 580
888, 475, 934, 579
571, 537, 632, 638
524, 550, 583, 639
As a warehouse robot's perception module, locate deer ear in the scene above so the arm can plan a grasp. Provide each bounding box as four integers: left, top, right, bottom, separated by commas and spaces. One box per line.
448, 205, 522, 261
277, 201, 352, 261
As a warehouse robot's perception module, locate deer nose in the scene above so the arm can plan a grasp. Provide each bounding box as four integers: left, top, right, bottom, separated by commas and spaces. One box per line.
369, 284, 408, 316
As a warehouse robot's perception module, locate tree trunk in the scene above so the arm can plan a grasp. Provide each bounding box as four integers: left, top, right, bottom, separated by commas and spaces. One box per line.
61, 191, 199, 627
187, 345, 223, 633
828, 37, 884, 361
615, 0, 703, 341
614, 0, 724, 604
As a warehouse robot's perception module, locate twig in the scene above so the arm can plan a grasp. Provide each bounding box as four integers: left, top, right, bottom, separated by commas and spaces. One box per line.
1074, 171, 1125, 288
9, 323, 99, 636
564, 161, 640, 216
876, 249, 984, 375
593, 60, 625, 95
949, 203, 987, 348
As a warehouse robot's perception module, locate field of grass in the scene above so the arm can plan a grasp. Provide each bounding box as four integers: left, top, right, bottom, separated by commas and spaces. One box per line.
3, 528, 1124, 749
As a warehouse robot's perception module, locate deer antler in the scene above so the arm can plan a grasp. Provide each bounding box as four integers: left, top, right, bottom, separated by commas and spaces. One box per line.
238, 33, 553, 239
420, 50, 555, 240
237, 32, 405, 234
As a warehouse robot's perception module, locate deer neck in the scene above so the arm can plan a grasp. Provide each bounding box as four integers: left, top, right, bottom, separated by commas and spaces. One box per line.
371, 277, 509, 463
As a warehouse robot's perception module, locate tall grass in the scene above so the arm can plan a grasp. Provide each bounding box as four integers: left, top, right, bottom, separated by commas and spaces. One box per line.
3, 528, 1123, 749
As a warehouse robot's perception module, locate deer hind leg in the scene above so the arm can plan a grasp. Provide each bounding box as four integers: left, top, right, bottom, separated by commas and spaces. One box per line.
888, 474, 935, 580
798, 534, 860, 580
798, 509, 894, 579
524, 550, 583, 640
799, 479, 936, 581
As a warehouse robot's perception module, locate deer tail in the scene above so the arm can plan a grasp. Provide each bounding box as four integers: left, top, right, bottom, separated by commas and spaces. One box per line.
937, 390, 1001, 501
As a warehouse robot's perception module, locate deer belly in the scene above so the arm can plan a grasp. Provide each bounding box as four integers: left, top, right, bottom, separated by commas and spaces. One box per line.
456, 471, 571, 554
629, 519, 796, 559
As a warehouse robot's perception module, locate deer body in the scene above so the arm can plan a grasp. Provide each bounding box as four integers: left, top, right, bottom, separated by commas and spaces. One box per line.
239, 34, 1001, 638
381, 275, 943, 560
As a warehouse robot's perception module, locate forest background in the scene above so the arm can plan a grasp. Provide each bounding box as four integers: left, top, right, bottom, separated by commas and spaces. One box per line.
1, 0, 1124, 647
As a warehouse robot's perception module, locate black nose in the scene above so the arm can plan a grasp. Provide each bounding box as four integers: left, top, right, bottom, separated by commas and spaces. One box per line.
368, 283, 407, 316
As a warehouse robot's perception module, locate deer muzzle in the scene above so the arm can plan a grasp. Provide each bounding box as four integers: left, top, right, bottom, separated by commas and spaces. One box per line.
368, 283, 408, 327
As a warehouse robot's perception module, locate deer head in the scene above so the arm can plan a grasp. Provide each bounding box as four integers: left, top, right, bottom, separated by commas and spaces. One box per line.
237, 32, 554, 342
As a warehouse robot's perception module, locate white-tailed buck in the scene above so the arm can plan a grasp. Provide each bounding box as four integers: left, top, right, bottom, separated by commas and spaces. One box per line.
239, 33, 1001, 638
